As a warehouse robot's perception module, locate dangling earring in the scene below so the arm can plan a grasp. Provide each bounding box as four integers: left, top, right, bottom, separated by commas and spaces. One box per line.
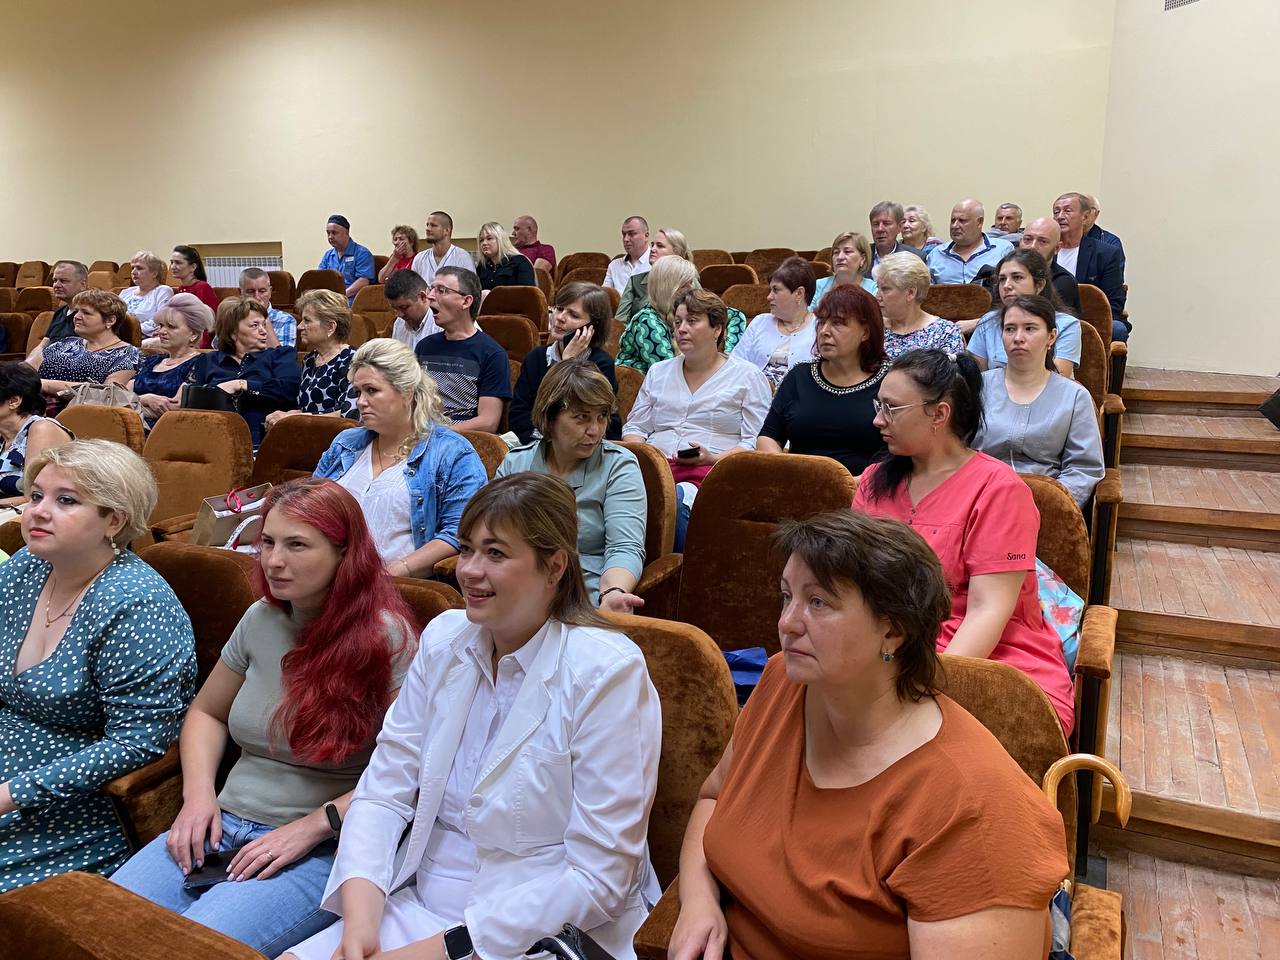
107, 536, 121, 557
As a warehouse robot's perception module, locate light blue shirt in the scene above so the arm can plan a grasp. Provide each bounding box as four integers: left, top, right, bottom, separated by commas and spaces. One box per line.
926, 235, 1014, 284
810, 275, 877, 311
318, 240, 376, 301
267, 306, 296, 347
968, 309, 1082, 368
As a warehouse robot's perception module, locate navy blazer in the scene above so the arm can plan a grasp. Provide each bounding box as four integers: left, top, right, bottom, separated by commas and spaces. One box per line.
508, 345, 622, 444
1075, 235, 1126, 321
189, 346, 302, 444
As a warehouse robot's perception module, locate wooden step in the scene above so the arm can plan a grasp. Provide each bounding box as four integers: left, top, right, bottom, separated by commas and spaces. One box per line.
1124, 366, 1279, 417
1122, 413, 1280, 471
1119, 464, 1280, 551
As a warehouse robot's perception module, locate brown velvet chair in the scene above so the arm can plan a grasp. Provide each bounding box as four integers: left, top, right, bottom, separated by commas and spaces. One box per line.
87, 270, 115, 291
0, 261, 19, 287
1078, 283, 1126, 394
730, 250, 750, 264
16, 260, 50, 288
143, 410, 254, 530
560, 266, 607, 286
56, 404, 145, 453
603, 287, 620, 316
813, 246, 833, 264
1077, 315, 1126, 471
17, 285, 56, 320
26, 311, 53, 352
922, 282, 993, 322
295, 268, 346, 298
0, 312, 31, 359
615, 364, 644, 424
534, 265, 555, 303
113, 262, 134, 287
268, 270, 296, 310
346, 312, 375, 347
553, 251, 610, 285
690, 248, 733, 271
460, 429, 509, 479
720, 284, 770, 321
480, 313, 538, 362
699, 263, 757, 296
479, 285, 548, 336
0, 518, 22, 555
808, 260, 832, 279
0, 288, 17, 312
743, 247, 796, 283
635, 451, 856, 649
617, 441, 677, 565
351, 284, 393, 335
89, 260, 119, 275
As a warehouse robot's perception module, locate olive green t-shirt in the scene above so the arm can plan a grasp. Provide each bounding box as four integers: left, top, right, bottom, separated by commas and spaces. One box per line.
217, 600, 414, 827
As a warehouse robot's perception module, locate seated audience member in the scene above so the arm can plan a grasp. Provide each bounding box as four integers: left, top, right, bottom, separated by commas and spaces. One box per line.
499, 362, 645, 610
118, 251, 174, 336
854, 349, 1075, 733
869, 201, 924, 267
0, 362, 72, 504
604, 215, 652, 291
968, 250, 1082, 374
616, 257, 747, 374
384, 268, 441, 351
926, 199, 1015, 284
510, 281, 620, 443
873, 253, 966, 360
733, 256, 818, 388
314, 338, 487, 575
112, 478, 416, 957
0, 439, 196, 893
377, 224, 419, 283
992, 201, 1024, 236
279, 472, 662, 960
27, 260, 89, 354
411, 210, 473, 287
512, 214, 555, 273
669, 510, 1068, 960
758, 285, 888, 475
901, 205, 943, 254
416, 267, 511, 432
1082, 192, 1126, 264
1019, 217, 1082, 313
318, 214, 376, 303
474, 221, 536, 293
616, 226, 690, 323
187, 298, 302, 445
975, 295, 1104, 509
30, 289, 143, 398
264, 290, 358, 431
623, 288, 770, 494
168, 245, 222, 324
238, 267, 296, 347
1053, 192, 1128, 340
811, 232, 877, 311
127, 294, 215, 428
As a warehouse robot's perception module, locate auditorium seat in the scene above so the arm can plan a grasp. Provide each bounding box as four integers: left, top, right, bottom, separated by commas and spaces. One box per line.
533, 265, 554, 303
0, 262, 18, 287
87, 270, 115, 291
479, 285, 548, 336
477, 312, 537, 362
720, 283, 769, 320
922, 282, 993, 322
743, 248, 796, 284
16, 286, 55, 320
699, 263, 758, 296
615, 364, 643, 423
0, 289, 17, 312
15, 260, 50, 288
143, 410, 253, 530
730, 250, 750, 264
294, 268, 345, 298
795, 249, 818, 261
56, 404, 145, 453
214, 287, 238, 302
1077, 320, 1126, 469
88, 260, 119, 275
0, 312, 30, 358
268, 270, 295, 309
553, 251, 609, 285
120, 312, 142, 346
813, 246, 833, 264
26, 311, 53, 352
1078, 283, 1127, 393
559, 266, 607, 286
603, 286, 620, 316
808, 260, 832, 279
690, 248, 733, 271
460, 429, 509, 479
351, 284, 393, 335
347, 312, 375, 347
617, 440, 677, 565
113, 262, 134, 286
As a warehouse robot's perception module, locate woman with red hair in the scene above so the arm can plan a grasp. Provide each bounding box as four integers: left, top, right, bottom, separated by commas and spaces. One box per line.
111, 478, 416, 957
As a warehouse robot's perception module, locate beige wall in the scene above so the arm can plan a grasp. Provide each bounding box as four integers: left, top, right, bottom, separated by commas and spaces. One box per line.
1, 0, 1113, 276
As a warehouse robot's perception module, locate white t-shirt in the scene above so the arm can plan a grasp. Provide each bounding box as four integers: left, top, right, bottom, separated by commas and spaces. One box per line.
1056, 245, 1080, 277
120, 285, 175, 335
732, 313, 817, 389
411, 244, 475, 286
603, 255, 650, 291
391, 314, 441, 351
334, 443, 416, 562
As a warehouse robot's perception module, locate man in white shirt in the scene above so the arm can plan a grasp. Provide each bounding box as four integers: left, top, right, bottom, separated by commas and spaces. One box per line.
384, 268, 441, 351
411, 210, 474, 286
603, 216, 650, 291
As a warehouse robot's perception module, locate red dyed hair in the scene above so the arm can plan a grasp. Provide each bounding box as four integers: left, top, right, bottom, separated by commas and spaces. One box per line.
814, 283, 887, 371
254, 478, 414, 765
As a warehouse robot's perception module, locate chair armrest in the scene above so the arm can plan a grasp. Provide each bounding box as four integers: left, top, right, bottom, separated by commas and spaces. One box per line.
1069, 882, 1125, 960
1109, 341, 1127, 358
1101, 393, 1125, 416
1075, 606, 1117, 680
635, 553, 683, 621
432, 554, 459, 589
634, 880, 682, 960
150, 512, 197, 542
103, 743, 180, 800
1043, 753, 1131, 828
1094, 468, 1122, 505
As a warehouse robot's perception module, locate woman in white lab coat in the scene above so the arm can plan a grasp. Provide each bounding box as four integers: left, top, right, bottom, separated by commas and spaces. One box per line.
283, 472, 663, 960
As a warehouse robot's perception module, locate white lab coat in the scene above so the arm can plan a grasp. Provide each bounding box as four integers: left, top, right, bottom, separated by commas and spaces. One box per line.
321, 609, 663, 960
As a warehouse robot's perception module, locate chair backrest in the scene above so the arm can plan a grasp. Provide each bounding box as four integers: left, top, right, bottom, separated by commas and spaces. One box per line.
26, 311, 53, 352
1077, 284, 1113, 351
252, 414, 356, 485
730, 250, 750, 264
795, 249, 818, 261
87, 270, 115, 291
0, 313, 30, 353
347, 312, 375, 347
394, 576, 465, 632
691, 249, 733, 271
534, 266, 555, 303
119, 312, 142, 346
16, 286, 55, 317
560, 266, 607, 287
614, 364, 644, 424
1020, 473, 1091, 599
113, 262, 134, 286
479, 313, 537, 362
679, 452, 856, 654
607, 612, 738, 887
0, 519, 23, 555
88, 260, 119, 275
56, 404, 145, 453
700, 264, 758, 296
809, 261, 832, 279
617, 440, 677, 563
268, 270, 296, 308
0, 289, 15, 312
479, 285, 548, 334
923, 283, 993, 321
813, 246, 833, 264
1076, 320, 1108, 408
721, 283, 770, 320
460, 430, 509, 479
937, 654, 1078, 872
351, 284, 394, 335
603, 286, 620, 315
16, 261, 50, 288
744, 247, 797, 282
296, 269, 346, 297
554, 251, 610, 284
0, 262, 17, 287
143, 410, 254, 525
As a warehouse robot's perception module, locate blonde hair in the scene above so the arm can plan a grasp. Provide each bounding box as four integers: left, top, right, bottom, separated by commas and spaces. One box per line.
655, 228, 691, 261
296, 289, 352, 342
830, 231, 873, 280
873, 251, 932, 303
24, 439, 157, 547
348, 338, 446, 456
647, 256, 699, 326
476, 221, 520, 266
130, 250, 167, 284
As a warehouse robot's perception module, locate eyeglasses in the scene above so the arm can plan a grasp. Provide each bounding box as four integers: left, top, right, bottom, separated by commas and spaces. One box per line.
428, 284, 462, 297
871, 398, 929, 422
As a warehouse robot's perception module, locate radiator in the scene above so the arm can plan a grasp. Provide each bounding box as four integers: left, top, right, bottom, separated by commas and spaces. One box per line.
205, 256, 284, 287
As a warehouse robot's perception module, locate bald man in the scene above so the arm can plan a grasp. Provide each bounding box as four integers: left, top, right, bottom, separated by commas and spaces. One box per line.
1019, 217, 1081, 313
512, 216, 555, 273
926, 199, 1014, 284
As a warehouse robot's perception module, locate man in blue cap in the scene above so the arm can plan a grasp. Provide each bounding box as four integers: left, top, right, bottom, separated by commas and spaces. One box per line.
318, 214, 376, 302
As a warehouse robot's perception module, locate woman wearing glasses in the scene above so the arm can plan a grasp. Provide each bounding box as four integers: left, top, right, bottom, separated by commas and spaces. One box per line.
853, 348, 1074, 735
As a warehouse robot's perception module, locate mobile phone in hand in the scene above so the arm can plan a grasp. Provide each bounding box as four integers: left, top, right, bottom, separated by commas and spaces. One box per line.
182, 845, 246, 890
676, 445, 700, 460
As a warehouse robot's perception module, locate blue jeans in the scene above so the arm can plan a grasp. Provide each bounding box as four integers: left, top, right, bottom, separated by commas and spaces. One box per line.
111, 811, 338, 957
1112, 319, 1130, 342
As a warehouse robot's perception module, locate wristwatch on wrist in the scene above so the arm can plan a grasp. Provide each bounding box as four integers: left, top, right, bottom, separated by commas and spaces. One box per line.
443, 924, 473, 960
323, 802, 342, 836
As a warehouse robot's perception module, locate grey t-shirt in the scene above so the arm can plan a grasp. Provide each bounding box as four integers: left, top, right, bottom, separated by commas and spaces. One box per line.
217, 600, 413, 827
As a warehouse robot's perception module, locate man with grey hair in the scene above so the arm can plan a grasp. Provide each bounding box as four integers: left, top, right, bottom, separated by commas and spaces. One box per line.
992, 202, 1023, 236
1019, 217, 1081, 313
35, 260, 90, 349
603, 215, 651, 291
1082, 193, 1125, 264
1053, 191, 1127, 338
238, 267, 295, 346
926, 199, 1013, 284
868, 201, 925, 266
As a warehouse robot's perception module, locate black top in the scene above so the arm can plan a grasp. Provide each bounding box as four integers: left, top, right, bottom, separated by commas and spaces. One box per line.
476, 255, 536, 291
414, 330, 512, 423
46, 305, 77, 343
189, 346, 302, 445
759, 360, 888, 476
509, 344, 622, 443
1050, 261, 1082, 314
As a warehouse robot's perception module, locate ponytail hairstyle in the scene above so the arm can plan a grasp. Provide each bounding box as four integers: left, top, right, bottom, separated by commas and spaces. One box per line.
1002, 294, 1059, 371
173, 244, 207, 282
256, 478, 414, 765
862, 348, 985, 501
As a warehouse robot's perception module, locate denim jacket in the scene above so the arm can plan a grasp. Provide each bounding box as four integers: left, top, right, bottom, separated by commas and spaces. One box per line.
314, 425, 487, 550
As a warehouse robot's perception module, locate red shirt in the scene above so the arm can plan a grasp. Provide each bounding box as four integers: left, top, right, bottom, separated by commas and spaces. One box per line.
853, 451, 1074, 733
176, 281, 221, 348
515, 242, 556, 270
387, 255, 414, 275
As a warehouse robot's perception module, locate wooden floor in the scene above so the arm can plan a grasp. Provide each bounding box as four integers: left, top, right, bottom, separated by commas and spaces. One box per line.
1124, 414, 1280, 445
1107, 849, 1280, 960
1124, 367, 1280, 396
1121, 464, 1280, 515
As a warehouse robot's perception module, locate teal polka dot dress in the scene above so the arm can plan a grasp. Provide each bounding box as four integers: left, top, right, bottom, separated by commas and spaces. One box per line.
0, 548, 196, 893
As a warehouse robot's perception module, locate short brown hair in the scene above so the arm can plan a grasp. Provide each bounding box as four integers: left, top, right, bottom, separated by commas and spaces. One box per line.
553, 281, 612, 350
774, 511, 950, 701
296, 288, 352, 341
532, 359, 617, 440
391, 224, 419, 249
672, 287, 730, 350
70, 289, 128, 333
214, 296, 269, 353
769, 256, 817, 305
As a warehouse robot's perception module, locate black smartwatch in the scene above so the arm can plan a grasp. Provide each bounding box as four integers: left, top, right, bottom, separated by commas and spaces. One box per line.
323, 802, 342, 836
444, 924, 473, 960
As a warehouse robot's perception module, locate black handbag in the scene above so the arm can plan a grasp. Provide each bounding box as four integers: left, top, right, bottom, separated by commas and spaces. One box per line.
528, 924, 618, 960
181, 382, 239, 413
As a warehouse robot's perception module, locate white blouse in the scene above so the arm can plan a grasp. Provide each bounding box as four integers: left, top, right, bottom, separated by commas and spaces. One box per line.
732, 312, 817, 388
119, 285, 175, 335
334, 443, 416, 562
622, 353, 772, 457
